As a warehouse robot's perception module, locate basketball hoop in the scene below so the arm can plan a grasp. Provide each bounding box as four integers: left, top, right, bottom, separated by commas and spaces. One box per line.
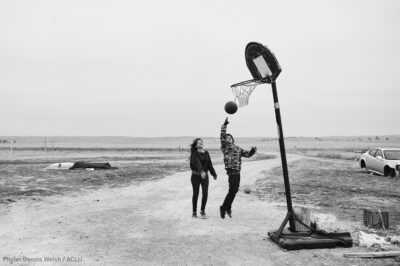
230, 79, 265, 107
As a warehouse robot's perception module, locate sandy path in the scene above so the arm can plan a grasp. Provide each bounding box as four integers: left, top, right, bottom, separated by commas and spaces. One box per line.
0, 154, 368, 265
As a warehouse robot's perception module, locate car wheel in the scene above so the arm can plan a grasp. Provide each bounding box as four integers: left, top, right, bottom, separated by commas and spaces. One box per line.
390, 168, 396, 177
360, 160, 366, 169
384, 166, 395, 177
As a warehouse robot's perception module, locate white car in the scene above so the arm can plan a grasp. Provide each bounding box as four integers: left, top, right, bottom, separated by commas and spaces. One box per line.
360, 148, 400, 177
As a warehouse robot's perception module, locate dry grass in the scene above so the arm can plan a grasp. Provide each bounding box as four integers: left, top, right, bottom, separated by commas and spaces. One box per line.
290, 148, 361, 160
255, 157, 400, 231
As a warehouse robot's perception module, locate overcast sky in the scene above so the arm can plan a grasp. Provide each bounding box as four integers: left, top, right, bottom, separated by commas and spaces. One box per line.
1, 0, 399, 137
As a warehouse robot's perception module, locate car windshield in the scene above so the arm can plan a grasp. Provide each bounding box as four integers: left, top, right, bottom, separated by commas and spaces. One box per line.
383, 150, 400, 160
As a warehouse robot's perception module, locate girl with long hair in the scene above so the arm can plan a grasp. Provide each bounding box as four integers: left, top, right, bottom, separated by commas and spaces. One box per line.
189, 138, 217, 218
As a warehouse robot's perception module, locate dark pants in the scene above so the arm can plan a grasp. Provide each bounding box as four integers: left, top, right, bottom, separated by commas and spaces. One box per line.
222, 172, 240, 212
191, 174, 209, 213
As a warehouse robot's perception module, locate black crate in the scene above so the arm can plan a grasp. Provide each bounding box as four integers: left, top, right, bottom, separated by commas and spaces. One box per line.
363, 209, 389, 229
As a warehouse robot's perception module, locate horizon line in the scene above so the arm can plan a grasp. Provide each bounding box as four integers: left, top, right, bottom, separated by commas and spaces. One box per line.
0, 135, 399, 139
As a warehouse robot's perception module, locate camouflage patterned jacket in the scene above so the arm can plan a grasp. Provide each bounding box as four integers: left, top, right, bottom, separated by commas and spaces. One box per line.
220, 124, 255, 173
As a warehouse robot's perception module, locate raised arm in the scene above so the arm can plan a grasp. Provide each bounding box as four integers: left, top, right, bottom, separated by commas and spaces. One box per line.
220, 117, 229, 149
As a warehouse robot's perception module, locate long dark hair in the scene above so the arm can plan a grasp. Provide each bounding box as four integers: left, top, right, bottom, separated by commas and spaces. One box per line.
189, 138, 202, 160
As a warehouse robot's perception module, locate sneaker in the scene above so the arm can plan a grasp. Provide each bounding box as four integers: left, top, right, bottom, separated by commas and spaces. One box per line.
192, 212, 197, 218
219, 206, 225, 219
200, 211, 208, 218
227, 209, 232, 218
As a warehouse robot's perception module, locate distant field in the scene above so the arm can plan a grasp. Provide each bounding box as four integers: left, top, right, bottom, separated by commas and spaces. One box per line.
1, 135, 399, 156
0, 148, 272, 204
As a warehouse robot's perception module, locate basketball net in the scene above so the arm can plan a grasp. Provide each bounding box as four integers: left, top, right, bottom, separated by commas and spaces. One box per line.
230, 79, 263, 107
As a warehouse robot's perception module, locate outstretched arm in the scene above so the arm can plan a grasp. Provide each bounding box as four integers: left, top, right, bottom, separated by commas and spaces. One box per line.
241, 146, 257, 158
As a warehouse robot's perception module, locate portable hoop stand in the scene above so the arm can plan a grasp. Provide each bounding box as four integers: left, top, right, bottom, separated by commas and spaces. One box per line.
237, 42, 353, 250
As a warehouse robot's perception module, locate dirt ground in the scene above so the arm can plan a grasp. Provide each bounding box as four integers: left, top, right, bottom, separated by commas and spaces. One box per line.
1, 152, 400, 266
0, 151, 399, 265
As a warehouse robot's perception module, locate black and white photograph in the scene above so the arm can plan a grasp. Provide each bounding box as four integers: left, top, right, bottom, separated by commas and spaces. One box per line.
1, 0, 400, 265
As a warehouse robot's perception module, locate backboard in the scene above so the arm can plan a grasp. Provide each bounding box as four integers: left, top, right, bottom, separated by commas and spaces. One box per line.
245, 42, 281, 83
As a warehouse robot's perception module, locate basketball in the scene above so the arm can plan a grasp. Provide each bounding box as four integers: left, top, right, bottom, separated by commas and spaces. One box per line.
224, 101, 238, 114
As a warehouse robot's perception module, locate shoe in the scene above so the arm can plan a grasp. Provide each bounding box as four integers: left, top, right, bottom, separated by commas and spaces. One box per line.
219, 206, 225, 219
200, 211, 208, 219
227, 209, 232, 218
192, 212, 197, 218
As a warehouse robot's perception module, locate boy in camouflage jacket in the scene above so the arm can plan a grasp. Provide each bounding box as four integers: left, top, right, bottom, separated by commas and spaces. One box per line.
220, 117, 257, 218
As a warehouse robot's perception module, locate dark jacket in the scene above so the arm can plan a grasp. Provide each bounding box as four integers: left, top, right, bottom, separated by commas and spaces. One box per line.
190, 150, 217, 177
220, 124, 255, 173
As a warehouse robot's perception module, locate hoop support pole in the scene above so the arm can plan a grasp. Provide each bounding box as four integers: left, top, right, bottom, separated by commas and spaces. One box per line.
270, 80, 296, 232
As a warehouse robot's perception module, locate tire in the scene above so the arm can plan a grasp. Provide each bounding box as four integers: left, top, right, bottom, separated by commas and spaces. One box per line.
360, 160, 366, 169
390, 168, 396, 177
384, 166, 395, 177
